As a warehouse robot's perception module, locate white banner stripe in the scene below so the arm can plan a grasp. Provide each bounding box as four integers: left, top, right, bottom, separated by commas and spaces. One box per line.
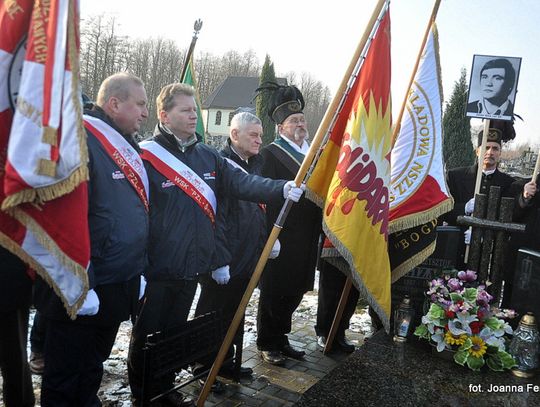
48, 0, 70, 129
22, 230, 86, 307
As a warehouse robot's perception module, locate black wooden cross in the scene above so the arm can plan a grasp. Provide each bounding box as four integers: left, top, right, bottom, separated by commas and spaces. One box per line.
457, 185, 525, 302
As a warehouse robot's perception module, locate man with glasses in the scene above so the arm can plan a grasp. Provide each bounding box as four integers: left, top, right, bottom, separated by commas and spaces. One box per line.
255, 84, 322, 365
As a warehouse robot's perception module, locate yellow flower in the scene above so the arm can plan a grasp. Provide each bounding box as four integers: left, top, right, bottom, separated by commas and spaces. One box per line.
469, 336, 487, 358
444, 331, 467, 346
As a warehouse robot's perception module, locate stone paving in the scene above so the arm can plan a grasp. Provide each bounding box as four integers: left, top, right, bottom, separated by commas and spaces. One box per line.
178, 315, 368, 406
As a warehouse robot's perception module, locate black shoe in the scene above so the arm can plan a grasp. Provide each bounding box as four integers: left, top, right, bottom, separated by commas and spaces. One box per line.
335, 337, 356, 353
281, 344, 305, 359
219, 365, 253, 379
198, 378, 225, 394
260, 350, 286, 365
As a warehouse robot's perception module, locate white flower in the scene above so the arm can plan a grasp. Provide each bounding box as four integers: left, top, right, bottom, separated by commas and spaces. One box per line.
448, 312, 477, 336
432, 328, 447, 352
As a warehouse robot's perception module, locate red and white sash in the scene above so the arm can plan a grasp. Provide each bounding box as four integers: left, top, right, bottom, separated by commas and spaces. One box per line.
140, 140, 217, 224
83, 115, 149, 211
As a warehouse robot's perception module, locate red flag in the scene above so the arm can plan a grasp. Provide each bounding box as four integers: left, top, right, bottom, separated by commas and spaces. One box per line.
0, 0, 89, 318
307, 10, 392, 330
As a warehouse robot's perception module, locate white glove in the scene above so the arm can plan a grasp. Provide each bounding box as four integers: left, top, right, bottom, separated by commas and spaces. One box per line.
211, 265, 230, 285
283, 181, 305, 202
139, 275, 147, 300
77, 289, 100, 316
269, 239, 281, 259
465, 198, 475, 215
464, 228, 472, 245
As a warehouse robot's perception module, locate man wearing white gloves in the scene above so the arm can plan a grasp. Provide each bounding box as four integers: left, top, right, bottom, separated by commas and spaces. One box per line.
127, 84, 301, 403
193, 112, 282, 383
34, 73, 150, 406
255, 84, 322, 365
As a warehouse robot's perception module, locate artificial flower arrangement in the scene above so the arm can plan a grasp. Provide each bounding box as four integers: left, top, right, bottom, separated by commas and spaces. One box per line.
414, 269, 517, 372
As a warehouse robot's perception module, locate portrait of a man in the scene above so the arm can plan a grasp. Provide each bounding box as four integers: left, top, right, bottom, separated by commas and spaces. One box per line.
466, 55, 521, 121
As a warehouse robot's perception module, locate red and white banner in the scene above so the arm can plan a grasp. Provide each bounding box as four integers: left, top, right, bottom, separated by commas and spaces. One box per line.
389, 23, 452, 231
0, 0, 89, 318
388, 23, 453, 282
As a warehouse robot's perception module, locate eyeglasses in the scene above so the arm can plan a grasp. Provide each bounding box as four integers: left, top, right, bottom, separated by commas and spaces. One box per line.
284, 117, 306, 125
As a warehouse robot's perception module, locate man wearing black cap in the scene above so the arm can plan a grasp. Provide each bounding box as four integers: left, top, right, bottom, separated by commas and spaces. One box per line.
442, 126, 515, 227
256, 84, 322, 365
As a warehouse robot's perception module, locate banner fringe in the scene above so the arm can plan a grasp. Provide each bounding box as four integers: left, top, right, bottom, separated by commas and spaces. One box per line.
390, 238, 437, 283
305, 188, 325, 209
389, 198, 453, 234
322, 221, 390, 333
1, 165, 88, 210
10, 209, 88, 319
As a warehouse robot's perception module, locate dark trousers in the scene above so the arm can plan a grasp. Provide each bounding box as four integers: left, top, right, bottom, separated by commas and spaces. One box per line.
194, 275, 248, 371
40, 318, 119, 407
0, 307, 35, 407
315, 261, 360, 339
30, 310, 47, 354
128, 279, 198, 400
256, 289, 304, 351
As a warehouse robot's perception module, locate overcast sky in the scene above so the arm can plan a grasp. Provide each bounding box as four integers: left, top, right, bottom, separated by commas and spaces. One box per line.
81, 0, 540, 147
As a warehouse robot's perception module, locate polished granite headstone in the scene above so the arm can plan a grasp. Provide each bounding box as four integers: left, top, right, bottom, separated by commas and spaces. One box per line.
511, 248, 540, 325
392, 226, 463, 327
295, 331, 540, 407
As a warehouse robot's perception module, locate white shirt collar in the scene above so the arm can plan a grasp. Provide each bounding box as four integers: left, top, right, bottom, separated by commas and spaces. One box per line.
279, 134, 309, 155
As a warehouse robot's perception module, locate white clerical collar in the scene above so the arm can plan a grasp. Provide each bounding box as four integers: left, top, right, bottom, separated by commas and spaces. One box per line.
483, 168, 496, 176
279, 134, 309, 154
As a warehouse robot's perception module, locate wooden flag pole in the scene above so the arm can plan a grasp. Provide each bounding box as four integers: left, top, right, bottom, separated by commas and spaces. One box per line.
196, 1, 389, 405
391, 0, 441, 147
323, 277, 352, 354
321, 0, 443, 355
532, 149, 540, 182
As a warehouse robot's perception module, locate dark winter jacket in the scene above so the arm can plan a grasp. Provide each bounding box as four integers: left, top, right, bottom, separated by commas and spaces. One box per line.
216, 140, 267, 279
441, 164, 515, 225
142, 126, 285, 282
34, 107, 148, 324
259, 140, 322, 296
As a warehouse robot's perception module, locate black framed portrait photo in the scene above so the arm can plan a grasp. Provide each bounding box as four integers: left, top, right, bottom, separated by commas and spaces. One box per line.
466, 54, 522, 121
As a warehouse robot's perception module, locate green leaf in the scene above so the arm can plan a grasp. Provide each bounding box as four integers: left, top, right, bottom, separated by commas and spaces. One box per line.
459, 337, 472, 351
467, 355, 485, 371
463, 288, 478, 303
484, 317, 502, 330
454, 349, 468, 366
499, 350, 517, 369
486, 354, 504, 371
414, 325, 429, 338
450, 293, 463, 302
428, 303, 445, 320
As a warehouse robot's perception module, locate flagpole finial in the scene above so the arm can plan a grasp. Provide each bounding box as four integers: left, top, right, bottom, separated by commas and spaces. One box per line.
193, 19, 203, 38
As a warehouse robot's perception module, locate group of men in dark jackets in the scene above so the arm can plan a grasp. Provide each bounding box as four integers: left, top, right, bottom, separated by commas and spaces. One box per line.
2, 71, 539, 407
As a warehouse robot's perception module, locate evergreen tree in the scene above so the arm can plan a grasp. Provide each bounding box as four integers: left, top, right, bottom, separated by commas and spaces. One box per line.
257, 55, 277, 146
443, 68, 475, 169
